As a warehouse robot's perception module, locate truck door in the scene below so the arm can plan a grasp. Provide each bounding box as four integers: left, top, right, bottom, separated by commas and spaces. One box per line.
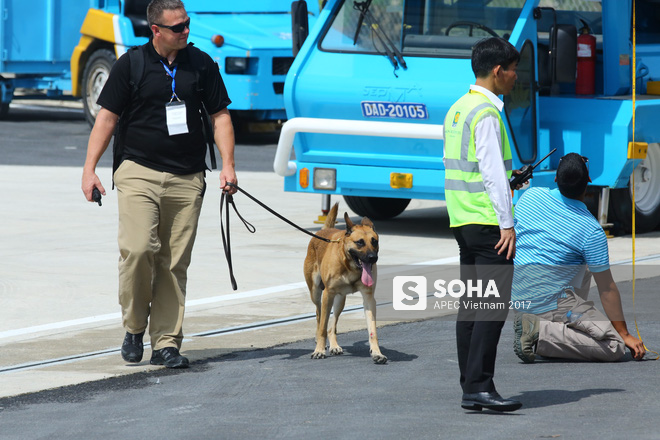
504, 3, 540, 166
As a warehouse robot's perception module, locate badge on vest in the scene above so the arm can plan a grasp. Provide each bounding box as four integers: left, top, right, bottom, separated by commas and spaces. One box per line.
452, 111, 460, 128
166, 100, 188, 136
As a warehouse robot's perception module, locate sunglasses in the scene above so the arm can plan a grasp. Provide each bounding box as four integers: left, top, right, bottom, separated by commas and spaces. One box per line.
155, 18, 190, 33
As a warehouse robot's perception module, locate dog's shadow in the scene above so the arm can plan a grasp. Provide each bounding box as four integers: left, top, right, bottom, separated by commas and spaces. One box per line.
187, 340, 416, 367
340, 340, 418, 362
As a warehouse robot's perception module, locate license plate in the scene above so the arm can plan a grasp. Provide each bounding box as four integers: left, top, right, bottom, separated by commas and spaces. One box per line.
361, 101, 429, 120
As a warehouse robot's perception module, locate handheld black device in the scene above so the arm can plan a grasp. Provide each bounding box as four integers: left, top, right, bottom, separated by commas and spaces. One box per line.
92, 188, 102, 206
509, 148, 557, 189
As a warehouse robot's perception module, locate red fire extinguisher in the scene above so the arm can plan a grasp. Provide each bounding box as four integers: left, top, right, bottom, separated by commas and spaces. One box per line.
576, 20, 596, 95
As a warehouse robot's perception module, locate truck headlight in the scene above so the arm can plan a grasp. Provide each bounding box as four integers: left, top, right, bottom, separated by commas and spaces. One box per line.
225, 57, 248, 74
313, 168, 336, 191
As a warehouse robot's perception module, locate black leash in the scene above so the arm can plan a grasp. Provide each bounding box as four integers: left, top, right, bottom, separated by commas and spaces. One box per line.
219, 188, 256, 291
220, 182, 336, 290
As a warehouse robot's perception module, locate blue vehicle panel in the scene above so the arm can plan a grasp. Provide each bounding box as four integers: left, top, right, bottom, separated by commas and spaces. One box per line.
0, 0, 95, 73
0, 0, 321, 125
278, 0, 660, 231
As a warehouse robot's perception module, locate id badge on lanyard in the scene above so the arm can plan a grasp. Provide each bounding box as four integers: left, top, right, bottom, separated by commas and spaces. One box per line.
166, 101, 188, 135
161, 61, 189, 136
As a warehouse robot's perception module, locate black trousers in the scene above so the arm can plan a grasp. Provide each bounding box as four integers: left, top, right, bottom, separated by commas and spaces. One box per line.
452, 224, 513, 394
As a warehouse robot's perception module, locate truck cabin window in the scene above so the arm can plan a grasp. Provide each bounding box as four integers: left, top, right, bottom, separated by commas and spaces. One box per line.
320, 0, 526, 58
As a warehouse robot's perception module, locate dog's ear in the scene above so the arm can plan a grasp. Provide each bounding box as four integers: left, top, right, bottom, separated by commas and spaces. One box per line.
344, 212, 355, 234
361, 216, 374, 229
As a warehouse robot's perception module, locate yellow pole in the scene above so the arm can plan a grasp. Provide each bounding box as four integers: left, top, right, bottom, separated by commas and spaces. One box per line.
631, 0, 658, 359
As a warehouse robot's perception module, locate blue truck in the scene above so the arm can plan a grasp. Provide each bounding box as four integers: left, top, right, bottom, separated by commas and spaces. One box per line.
0, 0, 320, 126
275, 0, 660, 233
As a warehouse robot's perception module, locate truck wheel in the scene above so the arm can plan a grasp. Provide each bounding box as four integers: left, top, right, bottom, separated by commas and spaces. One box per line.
82, 49, 116, 127
0, 103, 8, 119
610, 143, 660, 233
343, 196, 410, 219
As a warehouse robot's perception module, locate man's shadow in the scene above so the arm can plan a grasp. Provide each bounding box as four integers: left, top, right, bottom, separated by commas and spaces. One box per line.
509, 388, 624, 409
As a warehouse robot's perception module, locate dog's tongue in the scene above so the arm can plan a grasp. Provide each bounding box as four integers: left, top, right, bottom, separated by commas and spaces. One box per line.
361, 263, 374, 287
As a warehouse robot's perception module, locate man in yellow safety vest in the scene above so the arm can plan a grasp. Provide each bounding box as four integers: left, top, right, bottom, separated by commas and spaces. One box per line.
443, 37, 522, 413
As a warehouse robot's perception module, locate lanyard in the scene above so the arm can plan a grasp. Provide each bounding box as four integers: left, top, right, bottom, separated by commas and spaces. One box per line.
160, 60, 179, 102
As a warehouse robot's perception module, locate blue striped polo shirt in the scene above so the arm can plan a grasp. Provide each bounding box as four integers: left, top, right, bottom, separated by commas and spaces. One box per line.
511, 187, 609, 314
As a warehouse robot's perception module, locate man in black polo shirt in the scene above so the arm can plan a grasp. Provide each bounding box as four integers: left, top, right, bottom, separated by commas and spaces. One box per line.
81, 0, 237, 368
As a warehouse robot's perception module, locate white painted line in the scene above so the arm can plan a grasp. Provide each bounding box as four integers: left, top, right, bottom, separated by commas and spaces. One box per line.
3, 251, 659, 374
412, 256, 461, 266
0, 312, 122, 340
186, 282, 307, 307
0, 306, 364, 374
10, 104, 83, 113
612, 254, 660, 265
2, 253, 656, 342
0, 261, 452, 341
0, 282, 307, 341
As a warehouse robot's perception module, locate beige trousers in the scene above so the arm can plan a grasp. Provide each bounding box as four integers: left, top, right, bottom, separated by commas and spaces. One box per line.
535, 287, 625, 362
114, 160, 205, 350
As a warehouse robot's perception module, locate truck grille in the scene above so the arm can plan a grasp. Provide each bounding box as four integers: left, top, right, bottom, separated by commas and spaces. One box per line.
272, 57, 295, 75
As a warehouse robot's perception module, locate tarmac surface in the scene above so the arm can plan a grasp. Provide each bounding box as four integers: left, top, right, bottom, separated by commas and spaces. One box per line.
1, 295, 659, 440
1, 102, 660, 438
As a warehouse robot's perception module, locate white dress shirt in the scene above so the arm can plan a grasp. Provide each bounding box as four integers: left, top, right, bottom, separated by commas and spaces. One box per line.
469, 84, 514, 229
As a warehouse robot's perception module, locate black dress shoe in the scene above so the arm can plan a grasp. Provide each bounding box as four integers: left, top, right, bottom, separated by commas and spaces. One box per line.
461, 391, 522, 412
150, 347, 189, 369
121, 331, 145, 363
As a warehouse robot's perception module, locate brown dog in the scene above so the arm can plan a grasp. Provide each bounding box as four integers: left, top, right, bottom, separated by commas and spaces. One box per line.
303, 203, 387, 364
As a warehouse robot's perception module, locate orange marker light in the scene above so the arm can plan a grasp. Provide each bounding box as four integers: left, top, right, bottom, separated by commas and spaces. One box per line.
212, 35, 225, 47
300, 168, 310, 188
390, 173, 413, 189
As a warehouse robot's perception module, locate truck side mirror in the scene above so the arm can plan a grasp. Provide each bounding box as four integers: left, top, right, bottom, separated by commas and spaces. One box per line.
292, 1, 309, 57
534, 7, 578, 95
553, 24, 577, 84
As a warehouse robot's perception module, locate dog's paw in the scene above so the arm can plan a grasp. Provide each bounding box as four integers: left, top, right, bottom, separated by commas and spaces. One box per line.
329, 346, 344, 355
372, 354, 388, 364
311, 350, 327, 359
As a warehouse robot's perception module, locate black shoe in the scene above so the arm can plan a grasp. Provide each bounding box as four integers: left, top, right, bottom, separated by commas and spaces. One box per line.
150, 347, 189, 369
461, 391, 522, 412
121, 331, 145, 363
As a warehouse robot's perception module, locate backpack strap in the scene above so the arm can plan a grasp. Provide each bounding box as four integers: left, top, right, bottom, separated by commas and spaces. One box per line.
111, 45, 146, 188
127, 45, 145, 97
187, 43, 218, 170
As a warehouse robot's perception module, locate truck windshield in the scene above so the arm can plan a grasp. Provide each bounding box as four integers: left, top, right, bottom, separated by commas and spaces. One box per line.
320, 0, 526, 58
184, 0, 310, 13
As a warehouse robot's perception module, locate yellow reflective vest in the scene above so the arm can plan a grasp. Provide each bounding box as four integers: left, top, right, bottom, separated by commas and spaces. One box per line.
443, 90, 513, 227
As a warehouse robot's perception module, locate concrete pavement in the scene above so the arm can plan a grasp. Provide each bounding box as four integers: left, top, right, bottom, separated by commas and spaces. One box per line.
0, 165, 456, 397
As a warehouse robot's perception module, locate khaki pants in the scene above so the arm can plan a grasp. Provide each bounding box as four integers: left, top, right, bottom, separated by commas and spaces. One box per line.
114, 160, 205, 350
535, 286, 625, 362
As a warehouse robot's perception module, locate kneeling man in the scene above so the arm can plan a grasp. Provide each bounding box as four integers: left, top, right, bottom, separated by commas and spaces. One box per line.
511, 153, 645, 362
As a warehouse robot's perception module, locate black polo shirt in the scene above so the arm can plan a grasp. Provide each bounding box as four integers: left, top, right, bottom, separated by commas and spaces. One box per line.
98, 41, 231, 175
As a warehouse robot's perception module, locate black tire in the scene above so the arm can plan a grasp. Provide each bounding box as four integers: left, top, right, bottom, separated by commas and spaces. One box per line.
0, 102, 8, 119
610, 188, 660, 233
609, 143, 660, 233
82, 49, 116, 127
343, 196, 411, 219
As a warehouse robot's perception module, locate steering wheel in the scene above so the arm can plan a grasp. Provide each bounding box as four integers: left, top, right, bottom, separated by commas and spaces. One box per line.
445, 21, 500, 38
